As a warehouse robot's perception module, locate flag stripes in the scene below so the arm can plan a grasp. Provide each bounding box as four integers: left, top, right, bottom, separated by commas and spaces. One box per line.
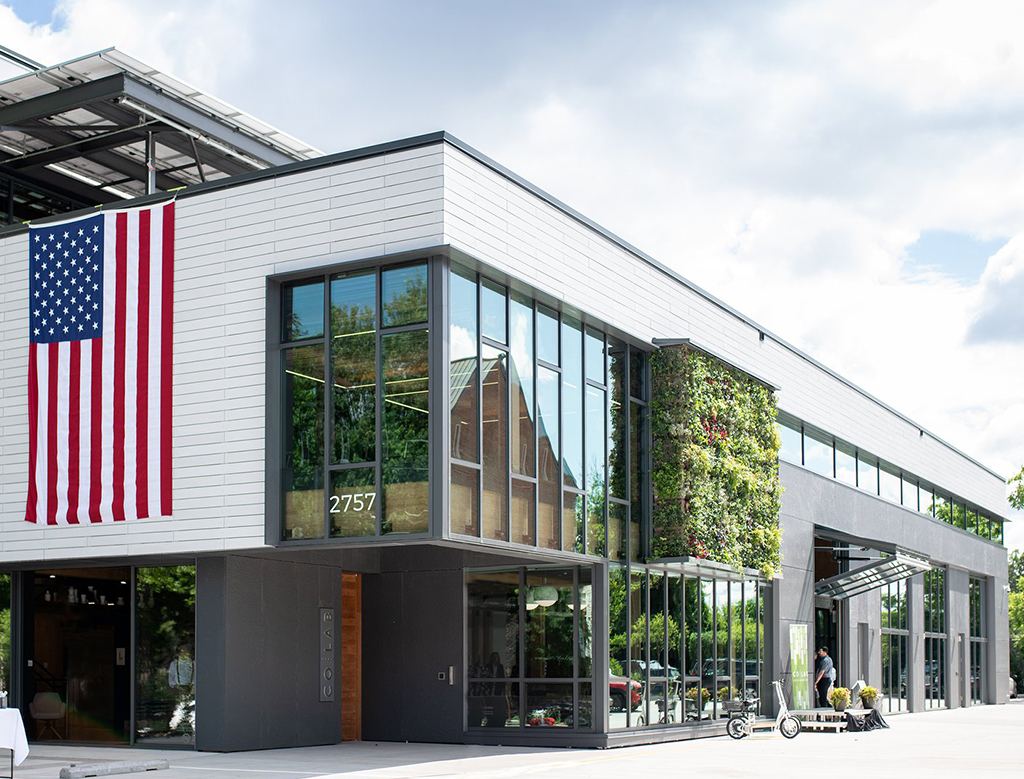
25, 202, 174, 525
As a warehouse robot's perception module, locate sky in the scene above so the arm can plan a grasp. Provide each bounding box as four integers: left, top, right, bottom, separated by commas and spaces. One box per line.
2, 0, 1023, 548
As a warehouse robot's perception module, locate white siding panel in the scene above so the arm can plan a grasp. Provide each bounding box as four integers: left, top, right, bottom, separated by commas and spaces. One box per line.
441, 145, 1008, 517
0, 148, 445, 563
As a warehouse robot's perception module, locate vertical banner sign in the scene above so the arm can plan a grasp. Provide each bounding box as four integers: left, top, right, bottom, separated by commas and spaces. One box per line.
320, 607, 335, 702
789, 623, 810, 710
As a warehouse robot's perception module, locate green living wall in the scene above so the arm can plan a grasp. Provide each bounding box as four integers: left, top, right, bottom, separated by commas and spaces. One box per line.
650, 345, 782, 577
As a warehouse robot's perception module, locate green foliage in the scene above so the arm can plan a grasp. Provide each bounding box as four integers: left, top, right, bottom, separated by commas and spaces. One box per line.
650, 347, 782, 577
1010, 550, 1024, 685
1010, 550, 1024, 595
828, 686, 851, 708
858, 685, 878, 703
1009, 466, 1024, 512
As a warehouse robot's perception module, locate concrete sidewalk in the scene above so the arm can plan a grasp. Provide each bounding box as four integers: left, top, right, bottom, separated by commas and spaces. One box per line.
12, 701, 1024, 779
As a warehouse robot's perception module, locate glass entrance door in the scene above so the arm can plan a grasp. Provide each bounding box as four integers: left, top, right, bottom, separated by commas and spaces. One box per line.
24, 568, 132, 743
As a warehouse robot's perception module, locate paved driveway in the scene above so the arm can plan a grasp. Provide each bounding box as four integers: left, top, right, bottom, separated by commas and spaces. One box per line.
14, 701, 1024, 779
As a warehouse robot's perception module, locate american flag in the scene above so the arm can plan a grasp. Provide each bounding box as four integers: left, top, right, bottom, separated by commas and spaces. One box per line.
25, 202, 174, 525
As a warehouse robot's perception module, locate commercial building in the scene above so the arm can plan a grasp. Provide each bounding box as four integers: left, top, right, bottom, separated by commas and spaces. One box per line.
0, 49, 1010, 750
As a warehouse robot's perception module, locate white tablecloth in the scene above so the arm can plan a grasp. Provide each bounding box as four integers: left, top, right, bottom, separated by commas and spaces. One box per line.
0, 709, 30, 766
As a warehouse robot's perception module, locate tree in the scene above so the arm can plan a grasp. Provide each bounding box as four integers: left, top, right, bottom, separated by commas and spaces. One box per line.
1010, 466, 1024, 511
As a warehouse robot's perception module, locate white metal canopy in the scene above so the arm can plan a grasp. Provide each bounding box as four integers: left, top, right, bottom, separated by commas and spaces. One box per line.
814, 551, 931, 600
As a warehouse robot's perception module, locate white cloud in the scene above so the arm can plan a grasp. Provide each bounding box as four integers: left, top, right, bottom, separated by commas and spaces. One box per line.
3, 0, 1024, 546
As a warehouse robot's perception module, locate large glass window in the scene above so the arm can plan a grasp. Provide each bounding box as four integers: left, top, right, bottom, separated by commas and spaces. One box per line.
902, 475, 918, 511
537, 366, 560, 550
858, 452, 879, 495
775, 415, 1005, 545
969, 577, 986, 705
482, 346, 509, 542
136, 566, 196, 745
880, 465, 901, 504
331, 271, 376, 466
381, 329, 429, 534
0, 574, 9, 699
880, 577, 908, 713
923, 568, 946, 710
283, 346, 325, 540
468, 567, 593, 730
610, 567, 764, 730
282, 280, 324, 341
450, 267, 648, 559
835, 441, 857, 486
278, 260, 430, 542
803, 427, 833, 478
777, 417, 802, 465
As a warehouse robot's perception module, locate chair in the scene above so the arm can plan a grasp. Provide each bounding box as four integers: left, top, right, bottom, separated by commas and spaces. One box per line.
29, 692, 66, 739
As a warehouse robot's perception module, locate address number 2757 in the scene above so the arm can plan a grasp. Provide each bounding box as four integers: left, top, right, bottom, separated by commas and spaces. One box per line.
329, 492, 376, 513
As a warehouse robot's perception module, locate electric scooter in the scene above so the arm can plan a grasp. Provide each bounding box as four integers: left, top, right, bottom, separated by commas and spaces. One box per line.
725, 680, 801, 739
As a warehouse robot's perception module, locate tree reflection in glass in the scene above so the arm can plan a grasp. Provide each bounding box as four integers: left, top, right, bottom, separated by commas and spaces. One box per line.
331, 270, 376, 465
283, 346, 324, 539
381, 329, 429, 534
135, 566, 195, 745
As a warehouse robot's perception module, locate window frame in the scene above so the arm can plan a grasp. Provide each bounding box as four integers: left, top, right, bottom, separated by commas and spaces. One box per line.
266, 249, 442, 546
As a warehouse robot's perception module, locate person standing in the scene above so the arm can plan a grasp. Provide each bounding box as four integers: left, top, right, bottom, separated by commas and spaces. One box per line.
814, 647, 835, 707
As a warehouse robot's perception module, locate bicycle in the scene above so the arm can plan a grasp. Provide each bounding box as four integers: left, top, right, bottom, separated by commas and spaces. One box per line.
725, 680, 801, 739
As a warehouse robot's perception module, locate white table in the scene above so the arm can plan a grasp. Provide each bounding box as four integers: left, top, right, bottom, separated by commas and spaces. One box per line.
0, 709, 30, 774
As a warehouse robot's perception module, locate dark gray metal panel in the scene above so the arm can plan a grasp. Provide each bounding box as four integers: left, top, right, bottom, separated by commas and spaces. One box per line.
194, 557, 227, 751
361, 571, 404, 741
196, 554, 344, 751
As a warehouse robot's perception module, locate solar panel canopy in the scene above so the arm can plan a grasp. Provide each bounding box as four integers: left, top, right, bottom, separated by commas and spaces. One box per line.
0, 48, 321, 221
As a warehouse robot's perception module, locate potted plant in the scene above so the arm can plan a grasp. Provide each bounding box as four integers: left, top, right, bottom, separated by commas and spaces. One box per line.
828, 686, 851, 712
859, 685, 879, 709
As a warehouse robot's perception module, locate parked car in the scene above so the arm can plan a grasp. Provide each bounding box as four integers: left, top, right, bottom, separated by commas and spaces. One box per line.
1010, 675, 1018, 699
609, 673, 643, 711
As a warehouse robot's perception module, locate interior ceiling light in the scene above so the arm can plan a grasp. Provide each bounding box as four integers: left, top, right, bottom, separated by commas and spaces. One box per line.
532, 585, 558, 608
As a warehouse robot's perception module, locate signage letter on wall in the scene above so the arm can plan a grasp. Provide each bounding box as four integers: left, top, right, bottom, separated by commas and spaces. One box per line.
320, 607, 335, 702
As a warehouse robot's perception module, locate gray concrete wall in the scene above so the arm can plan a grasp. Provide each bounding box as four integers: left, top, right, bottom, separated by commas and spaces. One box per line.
195, 549, 378, 751
776, 462, 1009, 713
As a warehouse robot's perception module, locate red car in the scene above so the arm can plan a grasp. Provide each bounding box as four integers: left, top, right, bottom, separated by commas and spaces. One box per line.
609, 673, 644, 712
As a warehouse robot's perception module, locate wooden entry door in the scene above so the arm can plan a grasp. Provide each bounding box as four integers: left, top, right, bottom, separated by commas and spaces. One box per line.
340, 573, 362, 741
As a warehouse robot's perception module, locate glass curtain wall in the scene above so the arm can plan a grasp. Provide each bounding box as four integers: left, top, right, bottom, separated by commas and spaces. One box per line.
0, 574, 9, 699
880, 577, 909, 713
609, 567, 765, 729
449, 265, 646, 557
467, 567, 593, 730
777, 415, 1004, 543
923, 568, 946, 710
135, 566, 196, 745
969, 577, 986, 705
280, 260, 430, 541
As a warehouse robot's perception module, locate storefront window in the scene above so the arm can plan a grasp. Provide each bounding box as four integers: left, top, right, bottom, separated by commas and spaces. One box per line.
923, 568, 946, 710
880, 577, 909, 713
136, 566, 196, 745
969, 577, 986, 705
468, 567, 593, 731
0, 574, 9, 699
